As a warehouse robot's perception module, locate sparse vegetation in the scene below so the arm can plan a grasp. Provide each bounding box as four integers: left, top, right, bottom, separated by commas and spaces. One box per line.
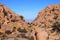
12, 27, 16, 32
50, 8, 54, 13
51, 8, 54, 11
19, 16, 24, 20
11, 20, 16, 22
53, 15, 58, 19
29, 28, 33, 32
11, 19, 19, 22
0, 3, 60, 40
5, 30, 12, 35
3, 9, 8, 16
17, 28, 27, 33
52, 22, 60, 33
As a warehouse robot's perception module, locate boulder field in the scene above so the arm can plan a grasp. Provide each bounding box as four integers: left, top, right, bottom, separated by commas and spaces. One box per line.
0, 4, 60, 40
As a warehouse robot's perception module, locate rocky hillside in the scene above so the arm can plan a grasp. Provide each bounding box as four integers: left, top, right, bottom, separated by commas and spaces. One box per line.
0, 4, 60, 40
32, 4, 60, 40
0, 4, 29, 40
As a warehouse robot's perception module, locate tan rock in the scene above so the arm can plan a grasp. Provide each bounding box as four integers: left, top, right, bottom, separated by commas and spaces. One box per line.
32, 4, 60, 40
0, 3, 60, 40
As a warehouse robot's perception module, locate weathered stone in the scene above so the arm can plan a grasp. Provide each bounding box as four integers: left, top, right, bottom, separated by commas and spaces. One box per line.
0, 3, 60, 40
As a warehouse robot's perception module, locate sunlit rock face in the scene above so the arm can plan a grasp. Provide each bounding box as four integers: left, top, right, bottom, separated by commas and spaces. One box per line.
0, 4, 29, 40
0, 3, 60, 40
31, 4, 60, 40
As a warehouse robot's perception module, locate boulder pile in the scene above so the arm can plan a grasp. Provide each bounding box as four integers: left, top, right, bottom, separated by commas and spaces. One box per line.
0, 4, 60, 40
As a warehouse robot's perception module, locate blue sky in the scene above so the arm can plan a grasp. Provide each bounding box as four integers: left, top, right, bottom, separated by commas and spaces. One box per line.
0, 0, 60, 21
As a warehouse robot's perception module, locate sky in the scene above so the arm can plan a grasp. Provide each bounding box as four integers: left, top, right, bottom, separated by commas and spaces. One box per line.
0, 0, 60, 22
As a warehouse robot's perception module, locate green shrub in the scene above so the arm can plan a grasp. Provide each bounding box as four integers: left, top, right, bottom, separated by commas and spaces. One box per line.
11, 20, 16, 22
17, 28, 27, 33
12, 27, 16, 32
5, 30, 12, 35
19, 16, 24, 20
52, 22, 60, 33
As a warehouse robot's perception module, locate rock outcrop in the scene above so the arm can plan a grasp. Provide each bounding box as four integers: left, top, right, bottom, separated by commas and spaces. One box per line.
0, 4, 29, 40
32, 4, 60, 40
0, 4, 60, 40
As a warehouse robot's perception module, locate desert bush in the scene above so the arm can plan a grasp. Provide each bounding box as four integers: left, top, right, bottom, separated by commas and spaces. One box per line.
5, 30, 12, 35
52, 22, 60, 33
12, 27, 16, 32
19, 16, 24, 20
17, 28, 27, 33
